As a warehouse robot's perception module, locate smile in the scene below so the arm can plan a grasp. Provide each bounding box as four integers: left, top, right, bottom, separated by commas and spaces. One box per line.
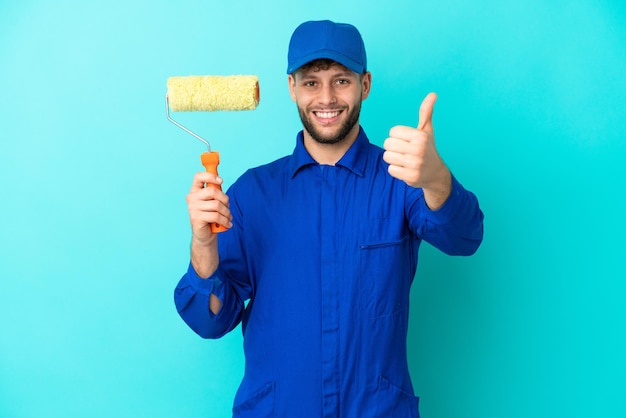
314, 110, 341, 118
312, 110, 344, 125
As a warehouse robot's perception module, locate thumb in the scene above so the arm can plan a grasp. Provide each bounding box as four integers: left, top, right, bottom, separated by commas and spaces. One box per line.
417, 92, 437, 131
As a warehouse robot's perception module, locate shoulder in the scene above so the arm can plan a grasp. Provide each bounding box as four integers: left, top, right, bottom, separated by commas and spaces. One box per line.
243, 155, 291, 181
367, 141, 385, 160
227, 155, 291, 197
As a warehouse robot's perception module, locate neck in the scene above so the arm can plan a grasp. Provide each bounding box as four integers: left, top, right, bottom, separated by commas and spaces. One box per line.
302, 123, 360, 165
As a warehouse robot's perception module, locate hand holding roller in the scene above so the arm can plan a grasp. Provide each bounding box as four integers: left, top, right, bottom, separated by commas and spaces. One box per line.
166, 75, 260, 233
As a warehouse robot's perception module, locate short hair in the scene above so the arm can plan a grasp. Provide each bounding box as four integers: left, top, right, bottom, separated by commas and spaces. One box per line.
293, 59, 365, 79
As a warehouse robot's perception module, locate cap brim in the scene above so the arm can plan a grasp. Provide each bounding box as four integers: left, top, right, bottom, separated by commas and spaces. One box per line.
287, 50, 365, 74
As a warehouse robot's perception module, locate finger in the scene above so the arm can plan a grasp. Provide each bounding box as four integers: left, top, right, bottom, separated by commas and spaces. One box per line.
188, 186, 230, 207
190, 172, 223, 192
386, 163, 420, 186
383, 136, 409, 154
383, 148, 421, 171
383, 138, 417, 161
382, 149, 399, 166
189, 199, 233, 227
191, 202, 233, 224
191, 212, 233, 232
387, 126, 419, 145
417, 92, 437, 131
384, 131, 429, 159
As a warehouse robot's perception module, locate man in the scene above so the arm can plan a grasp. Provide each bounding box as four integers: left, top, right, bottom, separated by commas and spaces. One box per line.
175, 20, 484, 417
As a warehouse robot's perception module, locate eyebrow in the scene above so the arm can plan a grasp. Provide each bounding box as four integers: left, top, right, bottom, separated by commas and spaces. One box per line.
297, 69, 356, 80
333, 70, 356, 78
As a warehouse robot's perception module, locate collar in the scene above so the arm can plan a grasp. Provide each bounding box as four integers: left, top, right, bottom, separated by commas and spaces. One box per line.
289, 126, 369, 178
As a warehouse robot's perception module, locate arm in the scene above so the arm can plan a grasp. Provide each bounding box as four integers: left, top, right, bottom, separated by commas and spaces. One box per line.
186, 172, 233, 314
384, 93, 483, 254
191, 239, 223, 315
174, 263, 244, 339
409, 174, 484, 255
173, 172, 245, 339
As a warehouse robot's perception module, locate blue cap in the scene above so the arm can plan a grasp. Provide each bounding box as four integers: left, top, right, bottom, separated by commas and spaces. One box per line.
287, 20, 367, 74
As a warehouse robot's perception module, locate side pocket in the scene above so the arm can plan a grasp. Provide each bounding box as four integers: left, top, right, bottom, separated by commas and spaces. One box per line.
375, 376, 420, 418
232, 382, 275, 418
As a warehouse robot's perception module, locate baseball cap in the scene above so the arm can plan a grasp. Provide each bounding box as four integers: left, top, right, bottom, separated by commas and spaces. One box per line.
287, 20, 367, 74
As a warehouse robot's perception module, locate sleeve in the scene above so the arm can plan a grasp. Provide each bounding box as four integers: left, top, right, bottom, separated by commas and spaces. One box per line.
407, 174, 484, 256
173, 262, 245, 339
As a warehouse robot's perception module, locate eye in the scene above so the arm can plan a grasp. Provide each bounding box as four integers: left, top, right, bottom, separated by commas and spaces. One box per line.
336, 78, 350, 86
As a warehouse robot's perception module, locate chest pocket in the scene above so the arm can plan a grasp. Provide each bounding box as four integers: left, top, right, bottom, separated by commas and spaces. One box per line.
359, 234, 412, 319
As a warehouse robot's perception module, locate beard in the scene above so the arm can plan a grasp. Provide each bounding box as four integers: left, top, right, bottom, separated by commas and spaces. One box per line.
297, 100, 362, 145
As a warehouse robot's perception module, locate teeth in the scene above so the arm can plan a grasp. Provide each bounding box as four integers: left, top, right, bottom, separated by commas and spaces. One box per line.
315, 111, 340, 119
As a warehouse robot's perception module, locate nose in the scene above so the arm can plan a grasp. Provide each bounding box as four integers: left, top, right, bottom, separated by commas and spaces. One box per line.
318, 83, 337, 105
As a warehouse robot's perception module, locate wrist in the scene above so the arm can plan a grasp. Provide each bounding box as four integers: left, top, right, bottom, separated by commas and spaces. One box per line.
190, 236, 219, 279
423, 168, 452, 210
191, 228, 218, 248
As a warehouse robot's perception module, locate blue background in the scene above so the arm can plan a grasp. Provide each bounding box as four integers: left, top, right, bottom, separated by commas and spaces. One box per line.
1, 0, 625, 417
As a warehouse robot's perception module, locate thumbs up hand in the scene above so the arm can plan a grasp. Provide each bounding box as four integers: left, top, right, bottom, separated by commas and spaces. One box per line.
383, 92, 452, 210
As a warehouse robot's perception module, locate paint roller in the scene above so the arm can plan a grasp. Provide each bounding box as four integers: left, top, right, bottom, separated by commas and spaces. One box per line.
166, 75, 260, 233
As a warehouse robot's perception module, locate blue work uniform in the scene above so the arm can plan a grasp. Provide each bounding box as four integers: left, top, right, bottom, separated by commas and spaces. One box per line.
174, 127, 484, 417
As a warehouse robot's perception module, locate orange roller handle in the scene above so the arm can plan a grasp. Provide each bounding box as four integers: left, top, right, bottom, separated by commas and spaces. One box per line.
200, 151, 229, 233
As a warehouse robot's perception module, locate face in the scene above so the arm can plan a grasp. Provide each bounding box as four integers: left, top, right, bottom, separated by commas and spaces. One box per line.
289, 62, 371, 145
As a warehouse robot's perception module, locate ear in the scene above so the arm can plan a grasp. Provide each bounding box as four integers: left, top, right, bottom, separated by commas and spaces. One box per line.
288, 74, 297, 102
361, 71, 372, 100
